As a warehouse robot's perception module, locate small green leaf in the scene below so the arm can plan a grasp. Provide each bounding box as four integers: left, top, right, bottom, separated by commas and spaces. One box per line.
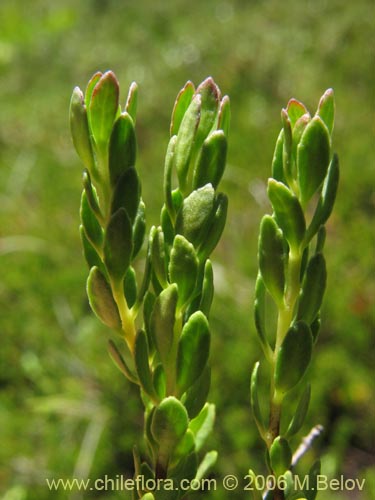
199, 260, 214, 318
297, 116, 331, 205
170, 81, 195, 136
176, 311, 210, 394
198, 192, 228, 259
310, 315, 321, 342
82, 169, 103, 223
247, 470, 263, 500
164, 135, 177, 220
304, 460, 321, 500
108, 339, 138, 383
175, 184, 215, 247
124, 266, 137, 309
268, 179, 306, 251
132, 200, 146, 259
298, 253, 326, 325
184, 365, 211, 419
317, 88, 334, 135
125, 81, 138, 123
140, 493, 155, 500
250, 362, 265, 435
88, 71, 119, 150
110, 167, 140, 223
285, 384, 311, 438
80, 226, 104, 271
150, 284, 178, 368
169, 235, 198, 308
272, 130, 285, 184
151, 226, 168, 289
189, 403, 215, 452
286, 98, 308, 127
104, 208, 133, 282
87, 266, 121, 329
172, 429, 196, 463
254, 275, 273, 360
275, 321, 313, 393
292, 113, 311, 163
258, 215, 285, 305
109, 112, 136, 187
174, 94, 201, 193
69, 87, 96, 176
193, 77, 221, 154
195, 451, 217, 482
281, 109, 293, 183
135, 330, 157, 399
153, 364, 166, 400
193, 130, 227, 190
305, 154, 339, 243
217, 95, 231, 137
270, 437, 292, 477
151, 397, 189, 465
80, 190, 103, 251
84, 72, 102, 109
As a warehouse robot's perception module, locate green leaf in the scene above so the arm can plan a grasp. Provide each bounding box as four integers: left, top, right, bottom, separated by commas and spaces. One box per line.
250, 362, 265, 435
110, 167, 140, 223
172, 429, 196, 464
176, 311, 210, 395
297, 253, 326, 325
164, 135, 177, 220
109, 112, 136, 187
132, 199, 146, 259
140, 494, 155, 500
151, 397, 189, 465
104, 208, 133, 282
69, 87, 96, 176
268, 179, 306, 251
286, 98, 308, 127
270, 437, 292, 477
82, 169, 103, 223
143, 291, 156, 348
80, 225, 103, 272
125, 81, 138, 123
198, 192, 228, 259
285, 384, 311, 438
217, 95, 231, 137
107, 339, 138, 383
184, 365, 211, 419
169, 235, 198, 308
258, 215, 285, 305
150, 284, 178, 368
124, 266, 137, 309
174, 94, 201, 193
304, 460, 321, 500
88, 71, 119, 149
292, 113, 311, 164
281, 109, 293, 183
317, 88, 335, 135
297, 116, 331, 206
153, 364, 166, 400
135, 330, 157, 399
87, 266, 121, 329
254, 275, 273, 360
272, 130, 285, 183
305, 154, 339, 243
189, 403, 215, 452
170, 81, 195, 136
151, 226, 168, 289
275, 321, 313, 393
175, 184, 215, 247
80, 190, 103, 251
84, 72, 102, 109
247, 470, 263, 500
195, 451, 218, 482
193, 77, 221, 153
199, 260, 214, 318
193, 130, 227, 190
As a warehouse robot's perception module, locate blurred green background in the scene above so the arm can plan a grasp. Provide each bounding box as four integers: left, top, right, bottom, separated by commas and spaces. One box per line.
0, 0, 374, 499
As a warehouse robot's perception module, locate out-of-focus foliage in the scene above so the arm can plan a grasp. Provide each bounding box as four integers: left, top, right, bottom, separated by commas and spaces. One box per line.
0, 1, 373, 499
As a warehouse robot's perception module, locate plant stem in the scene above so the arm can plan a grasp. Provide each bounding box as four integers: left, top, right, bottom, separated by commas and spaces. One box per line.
111, 279, 136, 353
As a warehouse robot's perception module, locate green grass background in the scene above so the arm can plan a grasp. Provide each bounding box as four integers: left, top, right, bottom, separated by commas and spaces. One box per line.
0, 0, 373, 499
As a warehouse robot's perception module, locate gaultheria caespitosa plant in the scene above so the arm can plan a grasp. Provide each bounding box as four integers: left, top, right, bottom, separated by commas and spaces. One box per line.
250, 91, 339, 500
70, 71, 230, 499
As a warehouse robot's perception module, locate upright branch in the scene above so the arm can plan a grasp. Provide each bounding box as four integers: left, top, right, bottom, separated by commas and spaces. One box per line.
70, 71, 230, 500
250, 91, 339, 500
